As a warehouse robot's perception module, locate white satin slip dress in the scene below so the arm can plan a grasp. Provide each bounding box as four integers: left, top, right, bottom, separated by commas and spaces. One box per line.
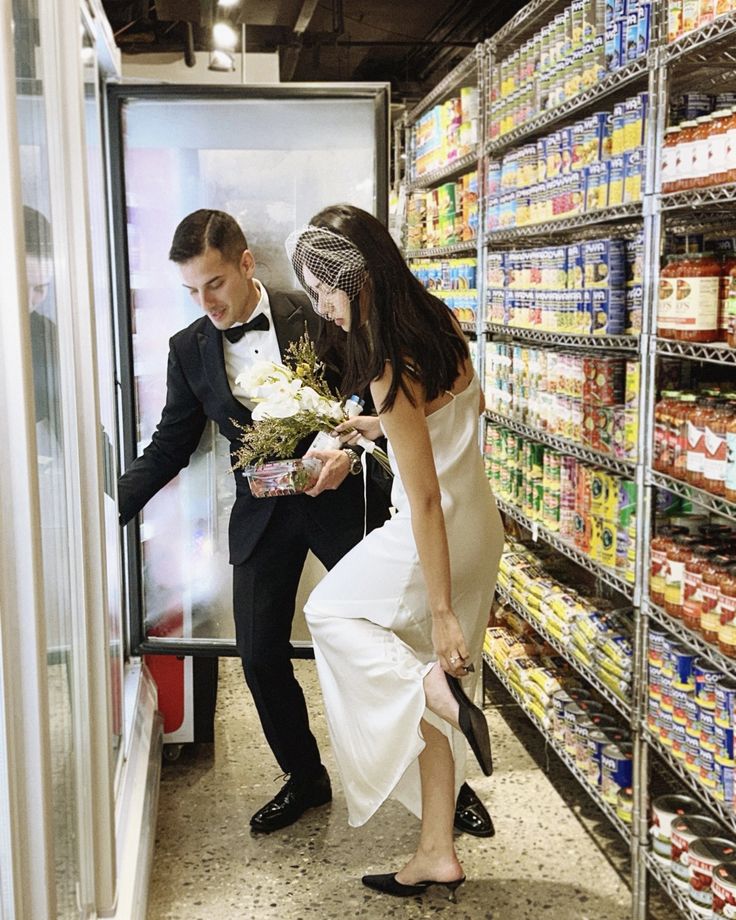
304, 373, 504, 827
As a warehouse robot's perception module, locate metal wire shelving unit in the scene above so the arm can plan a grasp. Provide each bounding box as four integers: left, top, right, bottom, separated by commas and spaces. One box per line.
395, 4, 736, 920
482, 650, 632, 844
485, 409, 637, 477
495, 582, 632, 719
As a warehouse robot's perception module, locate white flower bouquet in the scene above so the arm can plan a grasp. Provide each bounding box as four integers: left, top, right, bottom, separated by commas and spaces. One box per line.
232, 335, 390, 498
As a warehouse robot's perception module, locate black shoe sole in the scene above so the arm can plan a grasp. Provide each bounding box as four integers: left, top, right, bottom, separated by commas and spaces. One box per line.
447, 676, 493, 776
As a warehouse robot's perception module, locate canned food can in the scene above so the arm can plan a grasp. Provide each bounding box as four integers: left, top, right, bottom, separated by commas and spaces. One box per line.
700, 707, 717, 752
650, 794, 701, 864
711, 862, 736, 916
715, 756, 734, 805
700, 746, 718, 790
673, 684, 694, 726
672, 645, 696, 687
715, 722, 735, 762
586, 728, 610, 786
688, 837, 736, 915
601, 742, 633, 806
716, 677, 736, 729
670, 814, 723, 888
672, 721, 688, 760
695, 657, 720, 709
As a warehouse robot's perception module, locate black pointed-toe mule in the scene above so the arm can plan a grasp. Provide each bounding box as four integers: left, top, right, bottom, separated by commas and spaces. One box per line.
447, 675, 493, 775
361, 872, 465, 902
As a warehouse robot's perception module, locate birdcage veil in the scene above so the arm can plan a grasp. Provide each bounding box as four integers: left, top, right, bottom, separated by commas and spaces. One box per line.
285, 225, 368, 312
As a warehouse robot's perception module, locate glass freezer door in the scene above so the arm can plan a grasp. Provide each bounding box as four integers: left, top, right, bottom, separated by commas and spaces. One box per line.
109, 85, 389, 656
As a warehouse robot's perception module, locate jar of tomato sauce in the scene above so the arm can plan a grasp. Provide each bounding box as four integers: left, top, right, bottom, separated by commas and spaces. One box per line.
665, 535, 699, 618
651, 526, 689, 607
690, 115, 713, 189
673, 253, 721, 342
654, 390, 681, 473
673, 394, 696, 482
688, 397, 718, 488
662, 127, 682, 193
724, 107, 736, 182
658, 255, 682, 339
703, 401, 733, 496
683, 545, 719, 632
702, 554, 734, 643
725, 410, 736, 502
708, 110, 733, 186
718, 564, 736, 657
673, 121, 698, 191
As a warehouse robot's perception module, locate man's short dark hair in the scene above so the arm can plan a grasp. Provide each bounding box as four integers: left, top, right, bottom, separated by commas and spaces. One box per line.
24, 205, 53, 260
168, 209, 248, 265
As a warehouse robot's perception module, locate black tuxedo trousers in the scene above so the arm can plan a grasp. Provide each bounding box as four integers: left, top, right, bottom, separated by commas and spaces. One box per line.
118, 290, 388, 780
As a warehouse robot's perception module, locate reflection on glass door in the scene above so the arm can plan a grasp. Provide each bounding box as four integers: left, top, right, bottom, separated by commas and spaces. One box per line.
81, 23, 124, 768
13, 0, 79, 914
113, 88, 387, 649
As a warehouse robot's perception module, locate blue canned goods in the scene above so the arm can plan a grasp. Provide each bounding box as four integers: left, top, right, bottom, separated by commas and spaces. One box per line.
694, 657, 719, 709
715, 722, 734, 762
586, 728, 609, 786
684, 696, 700, 734
601, 742, 633, 805
699, 745, 718, 790
649, 627, 667, 666
563, 703, 589, 755
673, 684, 694, 726
551, 689, 572, 741
684, 734, 700, 774
715, 677, 736, 729
715, 755, 735, 805
700, 706, 717, 752
672, 721, 687, 761
671, 644, 696, 688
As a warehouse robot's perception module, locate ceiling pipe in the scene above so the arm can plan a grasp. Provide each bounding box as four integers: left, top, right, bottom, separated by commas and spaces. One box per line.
280, 0, 320, 81
184, 20, 196, 66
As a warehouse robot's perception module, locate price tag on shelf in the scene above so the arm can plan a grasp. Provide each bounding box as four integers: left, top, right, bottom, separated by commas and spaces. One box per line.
531, 521, 539, 542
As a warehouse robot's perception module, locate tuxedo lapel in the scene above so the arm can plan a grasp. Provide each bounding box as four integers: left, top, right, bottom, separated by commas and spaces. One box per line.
196, 320, 251, 419
269, 289, 315, 358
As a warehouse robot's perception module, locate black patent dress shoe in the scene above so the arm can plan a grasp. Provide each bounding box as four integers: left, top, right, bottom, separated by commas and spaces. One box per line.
454, 782, 495, 837
362, 872, 465, 902
250, 765, 331, 833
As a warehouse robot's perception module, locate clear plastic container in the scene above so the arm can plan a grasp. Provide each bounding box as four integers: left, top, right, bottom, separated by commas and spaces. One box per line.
244, 457, 322, 498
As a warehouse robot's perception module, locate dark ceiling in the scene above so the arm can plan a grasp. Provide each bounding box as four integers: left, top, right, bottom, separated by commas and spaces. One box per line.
101, 0, 526, 103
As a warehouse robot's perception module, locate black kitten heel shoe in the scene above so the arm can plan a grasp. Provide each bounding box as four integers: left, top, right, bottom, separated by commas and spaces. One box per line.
447, 675, 493, 775
361, 873, 466, 902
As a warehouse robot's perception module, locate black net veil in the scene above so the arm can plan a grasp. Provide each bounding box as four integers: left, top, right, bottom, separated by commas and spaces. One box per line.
285, 225, 368, 316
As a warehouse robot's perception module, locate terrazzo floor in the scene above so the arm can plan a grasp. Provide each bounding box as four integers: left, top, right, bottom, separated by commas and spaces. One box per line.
146, 658, 671, 920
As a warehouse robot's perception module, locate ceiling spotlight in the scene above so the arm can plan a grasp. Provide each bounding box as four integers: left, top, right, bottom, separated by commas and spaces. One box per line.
212, 21, 238, 50
208, 49, 236, 71
217, 0, 240, 7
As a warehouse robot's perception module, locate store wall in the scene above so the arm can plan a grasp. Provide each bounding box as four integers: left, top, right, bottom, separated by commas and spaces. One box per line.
122, 51, 280, 84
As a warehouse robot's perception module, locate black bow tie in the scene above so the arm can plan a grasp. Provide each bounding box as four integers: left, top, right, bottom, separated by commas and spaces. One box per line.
223, 313, 270, 342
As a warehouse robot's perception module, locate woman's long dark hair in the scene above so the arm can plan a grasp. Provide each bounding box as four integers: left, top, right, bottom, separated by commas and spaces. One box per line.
308, 204, 469, 413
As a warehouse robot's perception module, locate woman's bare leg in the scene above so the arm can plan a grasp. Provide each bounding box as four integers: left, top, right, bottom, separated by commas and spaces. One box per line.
395, 719, 463, 884
423, 660, 461, 727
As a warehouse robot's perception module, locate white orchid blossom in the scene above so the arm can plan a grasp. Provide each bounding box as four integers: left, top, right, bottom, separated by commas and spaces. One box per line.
235, 360, 291, 395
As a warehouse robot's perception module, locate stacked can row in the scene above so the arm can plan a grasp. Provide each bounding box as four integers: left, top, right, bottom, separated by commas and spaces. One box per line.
485, 342, 640, 460
408, 87, 479, 180
650, 793, 736, 917
406, 172, 479, 250
486, 93, 648, 230
485, 617, 634, 813
653, 388, 736, 499
499, 541, 634, 701
489, 0, 651, 140
485, 425, 638, 580
486, 235, 643, 335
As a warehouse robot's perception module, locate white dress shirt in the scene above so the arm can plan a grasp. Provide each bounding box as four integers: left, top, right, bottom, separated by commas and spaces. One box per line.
223, 279, 283, 410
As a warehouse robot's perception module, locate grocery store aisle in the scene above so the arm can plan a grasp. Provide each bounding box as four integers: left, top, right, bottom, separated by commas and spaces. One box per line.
146, 658, 659, 920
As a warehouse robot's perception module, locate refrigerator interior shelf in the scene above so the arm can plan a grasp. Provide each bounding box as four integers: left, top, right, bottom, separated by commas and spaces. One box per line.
647, 469, 736, 523
494, 496, 635, 599
485, 56, 650, 157
406, 150, 479, 192
645, 599, 736, 683
654, 337, 736, 367
485, 410, 638, 477
483, 651, 632, 844
484, 324, 640, 351
495, 583, 632, 719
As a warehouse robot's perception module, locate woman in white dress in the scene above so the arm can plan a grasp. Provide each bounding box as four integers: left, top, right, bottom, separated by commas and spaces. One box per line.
286, 205, 504, 900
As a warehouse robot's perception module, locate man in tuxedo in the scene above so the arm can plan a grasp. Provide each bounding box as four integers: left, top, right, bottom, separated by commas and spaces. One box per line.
118, 209, 493, 838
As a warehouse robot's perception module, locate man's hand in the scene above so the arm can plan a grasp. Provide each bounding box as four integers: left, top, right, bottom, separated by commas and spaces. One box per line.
303, 449, 351, 496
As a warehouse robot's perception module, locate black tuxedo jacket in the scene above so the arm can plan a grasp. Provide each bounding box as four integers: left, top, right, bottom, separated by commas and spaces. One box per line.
118, 288, 373, 565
